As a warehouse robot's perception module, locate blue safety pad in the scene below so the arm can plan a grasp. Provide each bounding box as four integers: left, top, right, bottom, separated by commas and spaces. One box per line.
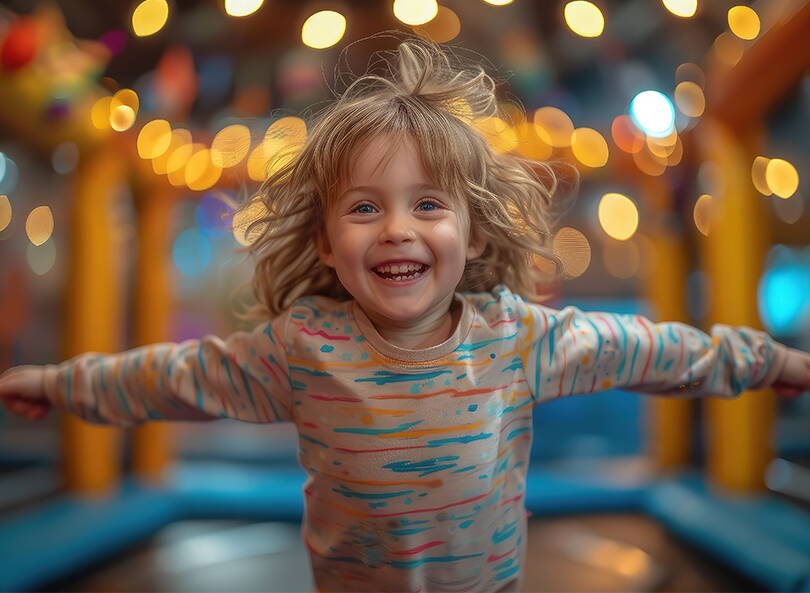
645, 474, 810, 593
525, 466, 646, 514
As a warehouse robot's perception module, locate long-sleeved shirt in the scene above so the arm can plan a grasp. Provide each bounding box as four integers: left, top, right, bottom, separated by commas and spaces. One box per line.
43, 285, 787, 593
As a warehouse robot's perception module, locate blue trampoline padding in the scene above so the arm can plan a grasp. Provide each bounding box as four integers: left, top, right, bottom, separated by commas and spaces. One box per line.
524, 467, 646, 514
0, 485, 175, 592
172, 462, 306, 520
645, 475, 810, 593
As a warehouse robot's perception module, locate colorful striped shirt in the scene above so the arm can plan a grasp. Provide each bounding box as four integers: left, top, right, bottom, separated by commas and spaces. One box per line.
43, 285, 786, 593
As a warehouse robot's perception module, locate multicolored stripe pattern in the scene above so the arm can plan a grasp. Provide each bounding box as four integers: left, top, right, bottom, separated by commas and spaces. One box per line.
46, 285, 780, 593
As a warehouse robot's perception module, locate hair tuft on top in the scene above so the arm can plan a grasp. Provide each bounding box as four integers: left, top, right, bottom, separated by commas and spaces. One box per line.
237, 34, 577, 319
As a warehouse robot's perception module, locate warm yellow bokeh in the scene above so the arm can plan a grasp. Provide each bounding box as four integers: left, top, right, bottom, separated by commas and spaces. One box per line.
603, 238, 640, 278
513, 122, 552, 161
301, 10, 346, 49
564, 1, 605, 37
25, 206, 54, 246
674, 81, 705, 117
110, 105, 136, 132
211, 124, 251, 168
712, 33, 744, 67
167, 142, 205, 186
662, 0, 697, 18
553, 227, 591, 278
152, 129, 192, 175
473, 117, 518, 154
728, 5, 760, 40
482, 0, 514, 4
766, 158, 799, 199
90, 96, 113, 130
393, 0, 438, 26
0, 194, 11, 232
225, 0, 264, 17
132, 0, 169, 37
571, 127, 609, 167
232, 197, 269, 246
413, 6, 461, 43
137, 119, 172, 159
751, 156, 771, 195
185, 149, 223, 191
598, 193, 639, 240
534, 107, 574, 148
693, 194, 713, 236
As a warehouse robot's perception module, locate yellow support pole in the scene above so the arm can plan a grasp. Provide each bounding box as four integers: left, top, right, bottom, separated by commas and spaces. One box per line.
131, 178, 177, 485
698, 121, 774, 493
62, 145, 126, 498
640, 177, 692, 472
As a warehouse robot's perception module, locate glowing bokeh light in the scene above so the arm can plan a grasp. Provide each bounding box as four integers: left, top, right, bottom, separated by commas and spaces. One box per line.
713, 33, 744, 67
0, 195, 10, 232
564, 1, 605, 37
172, 228, 212, 277
132, 0, 169, 37
630, 90, 675, 138
553, 226, 591, 278
185, 149, 223, 191
675, 62, 705, 87
728, 5, 760, 40
474, 117, 518, 154
693, 194, 712, 236
570, 127, 609, 167
197, 193, 234, 235
301, 10, 346, 49
25, 206, 54, 246
393, 0, 439, 26
225, 0, 264, 17
91, 96, 113, 129
152, 128, 192, 175
211, 124, 251, 168
610, 115, 644, 154
758, 246, 810, 336
514, 122, 552, 161
482, 0, 513, 4
27, 239, 56, 276
137, 119, 172, 159
674, 81, 705, 117
661, 0, 697, 18
603, 238, 640, 278
412, 6, 461, 43
111, 88, 139, 112
766, 158, 799, 199
598, 193, 639, 240
751, 156, 771, 195
534, 107, 574, 148
110, 105, 136, 132
167, 142, 205, 187
0, 153, 19, 194
633, 147, 667, 176
232, 198, 269, 246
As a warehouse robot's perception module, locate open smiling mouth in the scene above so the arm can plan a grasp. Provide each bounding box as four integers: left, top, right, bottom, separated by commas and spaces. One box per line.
371, 263, 430, 283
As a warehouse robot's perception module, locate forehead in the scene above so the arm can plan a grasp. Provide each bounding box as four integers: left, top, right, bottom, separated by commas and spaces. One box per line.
349, 134, 428, 185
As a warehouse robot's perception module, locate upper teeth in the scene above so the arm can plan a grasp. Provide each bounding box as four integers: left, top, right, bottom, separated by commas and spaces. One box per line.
375, 263, 424, 274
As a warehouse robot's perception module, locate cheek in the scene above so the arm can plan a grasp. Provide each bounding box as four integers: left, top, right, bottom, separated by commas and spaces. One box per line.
430, 220, 465, 258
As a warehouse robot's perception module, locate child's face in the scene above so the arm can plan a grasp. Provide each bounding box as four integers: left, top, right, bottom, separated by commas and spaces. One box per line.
317, 134, 484, 327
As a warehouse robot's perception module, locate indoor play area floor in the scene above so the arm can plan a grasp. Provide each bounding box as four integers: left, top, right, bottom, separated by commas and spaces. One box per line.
42, 513, 762, 593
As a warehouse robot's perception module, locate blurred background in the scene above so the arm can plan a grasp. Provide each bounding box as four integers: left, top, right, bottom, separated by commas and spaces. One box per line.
0, 0, 808, 592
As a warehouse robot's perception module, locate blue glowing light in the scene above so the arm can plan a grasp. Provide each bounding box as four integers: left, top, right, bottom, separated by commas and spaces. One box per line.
172, 228, 212, 277
629, 90, 675, 138
758, 246, 810, 336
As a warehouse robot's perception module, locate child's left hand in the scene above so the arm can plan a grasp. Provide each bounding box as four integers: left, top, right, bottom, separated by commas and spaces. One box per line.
772, 347, 810, 398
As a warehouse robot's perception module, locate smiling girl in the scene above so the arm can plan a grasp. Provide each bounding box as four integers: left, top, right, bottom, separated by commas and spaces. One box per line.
2, 38, 809, 593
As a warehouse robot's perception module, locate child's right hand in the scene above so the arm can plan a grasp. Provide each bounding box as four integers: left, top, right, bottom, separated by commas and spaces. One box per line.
0, 366, 51, 421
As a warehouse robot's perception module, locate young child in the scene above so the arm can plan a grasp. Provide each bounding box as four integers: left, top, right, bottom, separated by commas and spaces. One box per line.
1, 39, 809, 593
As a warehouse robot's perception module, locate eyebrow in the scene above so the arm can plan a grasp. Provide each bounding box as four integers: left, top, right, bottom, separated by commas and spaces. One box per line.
340, 184, 447, 200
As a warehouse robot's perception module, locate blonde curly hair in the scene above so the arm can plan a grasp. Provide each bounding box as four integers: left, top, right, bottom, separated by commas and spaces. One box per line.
240, 37, 575, 319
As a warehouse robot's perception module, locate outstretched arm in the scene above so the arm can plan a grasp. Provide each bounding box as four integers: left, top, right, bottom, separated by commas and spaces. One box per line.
0, 312, 294, 425
516, 300, 805, 401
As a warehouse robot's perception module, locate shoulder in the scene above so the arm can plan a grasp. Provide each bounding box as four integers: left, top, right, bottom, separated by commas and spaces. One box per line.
458, 284, 528, 332
285, 294, 355, 343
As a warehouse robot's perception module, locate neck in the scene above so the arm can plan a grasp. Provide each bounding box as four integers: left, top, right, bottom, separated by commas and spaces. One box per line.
362, 296, 461, 350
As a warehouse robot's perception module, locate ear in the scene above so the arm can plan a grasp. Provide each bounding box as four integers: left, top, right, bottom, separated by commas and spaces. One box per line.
315, 228, 335, 269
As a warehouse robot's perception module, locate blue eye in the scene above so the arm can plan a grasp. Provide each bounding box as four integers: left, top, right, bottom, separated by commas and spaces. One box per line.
352, 203, 376, 214
418, 200, 440, 211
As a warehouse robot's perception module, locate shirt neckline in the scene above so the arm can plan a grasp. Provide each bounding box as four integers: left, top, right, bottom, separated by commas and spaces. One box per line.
351, 293, 474, 364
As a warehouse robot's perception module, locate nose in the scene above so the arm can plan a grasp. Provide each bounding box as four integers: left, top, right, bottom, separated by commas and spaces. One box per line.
379, 211, 416, 244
